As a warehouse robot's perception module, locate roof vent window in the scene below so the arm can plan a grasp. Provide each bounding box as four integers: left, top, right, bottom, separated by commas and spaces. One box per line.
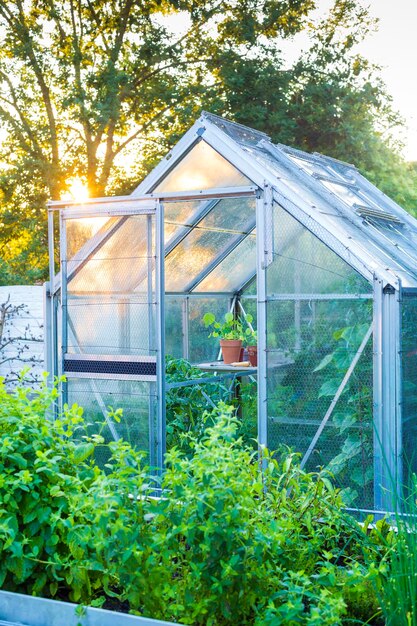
354, 204, 403, 225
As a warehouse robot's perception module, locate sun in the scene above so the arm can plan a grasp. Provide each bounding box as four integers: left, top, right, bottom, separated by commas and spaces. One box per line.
61, 178, 90, 202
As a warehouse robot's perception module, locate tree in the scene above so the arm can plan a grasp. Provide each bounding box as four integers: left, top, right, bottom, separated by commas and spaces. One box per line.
218, 1, 417, 211
0, 0, 317, 198
0, 0, 414, 282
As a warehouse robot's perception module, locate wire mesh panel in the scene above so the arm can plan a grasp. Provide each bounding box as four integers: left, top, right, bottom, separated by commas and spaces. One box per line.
62, 211, 158, 464
401, 291, 417, 487
164, 295, 231, 363
266, 202, 374, 509
67, 379, 154, 467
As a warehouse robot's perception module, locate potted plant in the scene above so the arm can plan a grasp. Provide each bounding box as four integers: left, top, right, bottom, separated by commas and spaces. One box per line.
203, 312, 245, 364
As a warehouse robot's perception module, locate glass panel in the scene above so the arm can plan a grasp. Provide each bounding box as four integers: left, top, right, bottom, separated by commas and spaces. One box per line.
66, 214, 155, 355
68, 215, 152, 294
267, 204, 372, 295
195, 231, 256, 293
285, 152, 331, 176
165, 297, 184, 359
164, 200, 201, 226
165, 197, 255, 292
154, 141, 251, 192
266, 203, 373, 509
239, 295, 257, 331
321, 180, 368, 210
66, 294, 153, 356
188, 297, 230, 363
203, 112, 268, 147
401, 292, 417, 485
66, 216, 116, 261
365, 220, 417, 271
67, 379, 154, 465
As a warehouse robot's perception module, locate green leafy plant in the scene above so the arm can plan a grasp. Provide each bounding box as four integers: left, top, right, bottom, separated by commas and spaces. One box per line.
367, 476, 417, 626
202, 311, 245, 340
0, 377, 387, 625
158, 413, 382, 625
203, 312, 256, 342
244, 326, 257, 347
166, 356, 257, 453
165, 355, 231, 453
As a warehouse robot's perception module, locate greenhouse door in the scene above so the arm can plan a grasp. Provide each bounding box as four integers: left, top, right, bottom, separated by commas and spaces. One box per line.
58, 199, 165, 469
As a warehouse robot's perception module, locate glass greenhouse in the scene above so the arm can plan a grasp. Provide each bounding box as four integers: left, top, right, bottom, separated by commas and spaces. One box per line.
46, 112, 417, 513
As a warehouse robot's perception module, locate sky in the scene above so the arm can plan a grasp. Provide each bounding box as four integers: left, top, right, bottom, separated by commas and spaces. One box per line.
317, 0, 417, 161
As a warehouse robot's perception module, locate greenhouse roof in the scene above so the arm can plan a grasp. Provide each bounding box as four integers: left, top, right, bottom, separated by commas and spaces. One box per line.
51, 112, 417, 293
133, 111, 417, 290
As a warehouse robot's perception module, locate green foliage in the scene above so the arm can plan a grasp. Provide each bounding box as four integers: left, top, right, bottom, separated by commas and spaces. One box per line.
203, 311, 246, 341
0, 376, 97, 598
369, 478, 417, 626
0, 378, 386, 624
165, 355, 231, 452
129, 413, 380, 625
165, 355, 257, 453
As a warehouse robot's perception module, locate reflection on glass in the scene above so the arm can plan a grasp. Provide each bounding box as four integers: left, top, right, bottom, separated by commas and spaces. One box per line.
66, 217, 115, 261
195, 232, 256, 293
267, 203, 372, 295
68, 216, 151, 293
164, 198, 255, 292
154, 141, 251, 192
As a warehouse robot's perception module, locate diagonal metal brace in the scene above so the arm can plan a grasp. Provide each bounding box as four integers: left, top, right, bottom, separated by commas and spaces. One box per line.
300, 323, 373, 470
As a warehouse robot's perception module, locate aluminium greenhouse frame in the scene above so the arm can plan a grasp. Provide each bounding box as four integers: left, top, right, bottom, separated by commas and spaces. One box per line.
46, 112, 417, 513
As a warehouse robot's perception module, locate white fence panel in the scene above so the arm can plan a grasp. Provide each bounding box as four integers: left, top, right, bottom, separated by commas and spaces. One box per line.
0, 285, 44, 387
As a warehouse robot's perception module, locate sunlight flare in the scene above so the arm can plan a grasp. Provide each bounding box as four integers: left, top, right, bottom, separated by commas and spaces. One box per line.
61, 178, 90, 202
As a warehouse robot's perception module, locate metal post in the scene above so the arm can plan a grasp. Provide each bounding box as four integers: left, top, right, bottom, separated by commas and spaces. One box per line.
146, 214, 157, 468
47, 210, 56, 385
155, 201, 166, 472
373, 280, 402, 512
294, 265, 301, 352
256, 184, 272, 451
147, 215, 154, 353
59, 212, 68, 409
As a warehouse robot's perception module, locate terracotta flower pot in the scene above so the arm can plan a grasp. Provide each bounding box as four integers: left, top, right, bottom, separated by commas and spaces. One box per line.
220, 339, 242, 364
247, 345, 258, 366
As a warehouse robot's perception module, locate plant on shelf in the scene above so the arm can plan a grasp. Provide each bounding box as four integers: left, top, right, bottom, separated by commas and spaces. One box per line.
203, 311, 244, 364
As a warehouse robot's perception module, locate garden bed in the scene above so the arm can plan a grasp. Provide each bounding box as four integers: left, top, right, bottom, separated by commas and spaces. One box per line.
0, 590, 179, 626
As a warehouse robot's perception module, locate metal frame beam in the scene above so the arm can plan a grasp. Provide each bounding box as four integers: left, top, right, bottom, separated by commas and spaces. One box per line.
256, 185, 271, 451
155, 199, 166, 472
59, 213, 68, 408
373, 279, 402, 511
